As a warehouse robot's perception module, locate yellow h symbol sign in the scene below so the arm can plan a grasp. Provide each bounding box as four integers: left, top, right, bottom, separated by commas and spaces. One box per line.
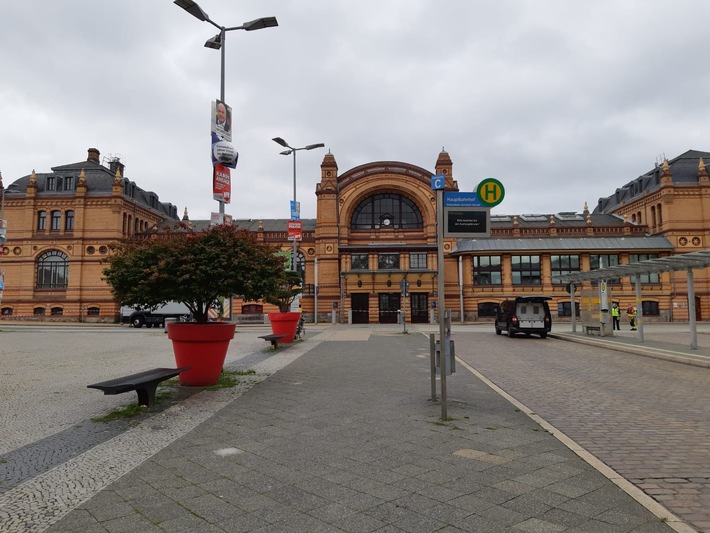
476, 178, 505, 207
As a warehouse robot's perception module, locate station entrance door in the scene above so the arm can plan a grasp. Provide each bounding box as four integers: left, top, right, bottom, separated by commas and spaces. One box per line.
351, 293, 369, 324
379, 293, 401, 323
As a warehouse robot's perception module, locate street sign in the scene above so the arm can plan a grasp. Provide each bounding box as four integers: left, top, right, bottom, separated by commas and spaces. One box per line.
476, 178, 505, 207
431, 174, 446, 190
444, 192, 482, 207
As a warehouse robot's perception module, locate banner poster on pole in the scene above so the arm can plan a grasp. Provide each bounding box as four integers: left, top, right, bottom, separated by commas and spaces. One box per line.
210, 212, 224, 226
211, 100, 237, 169
213, 163, 231, 203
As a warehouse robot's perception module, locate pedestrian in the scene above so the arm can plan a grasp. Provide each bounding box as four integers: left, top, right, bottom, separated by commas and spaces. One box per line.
626, 304, 637, 331
611, 302, 620, 330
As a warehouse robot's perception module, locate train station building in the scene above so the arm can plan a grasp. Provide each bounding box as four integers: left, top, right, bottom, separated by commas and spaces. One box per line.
1, 147, 708, 324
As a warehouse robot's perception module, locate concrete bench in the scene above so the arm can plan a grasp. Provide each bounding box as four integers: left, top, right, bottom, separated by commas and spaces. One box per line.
88, 367, 190, 407
258, 334, 286, 349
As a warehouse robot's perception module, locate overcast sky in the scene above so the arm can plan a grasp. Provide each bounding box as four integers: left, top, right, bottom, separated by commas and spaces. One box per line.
2, 1, 709, 221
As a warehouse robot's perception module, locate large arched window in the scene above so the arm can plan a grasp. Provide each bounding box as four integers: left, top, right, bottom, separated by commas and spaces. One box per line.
36, 250, 69, 289
350, 193, 423, 230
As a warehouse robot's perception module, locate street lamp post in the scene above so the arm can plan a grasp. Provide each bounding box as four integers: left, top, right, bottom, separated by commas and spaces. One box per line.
272, 138, 325, 271
174, 0, 278, 216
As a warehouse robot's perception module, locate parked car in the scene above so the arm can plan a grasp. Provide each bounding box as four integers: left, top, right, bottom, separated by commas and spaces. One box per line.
495, 296, 552, 338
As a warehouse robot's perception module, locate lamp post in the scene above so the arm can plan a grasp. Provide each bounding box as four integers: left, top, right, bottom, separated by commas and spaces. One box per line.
174, 0, 278, 216
272, 138, 325, 271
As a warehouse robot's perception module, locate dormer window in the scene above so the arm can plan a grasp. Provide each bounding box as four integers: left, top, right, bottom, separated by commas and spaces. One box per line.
46, 176, 56, 191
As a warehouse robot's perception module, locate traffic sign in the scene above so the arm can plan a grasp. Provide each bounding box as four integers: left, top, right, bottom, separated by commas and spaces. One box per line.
476, 178, 505, 207
431, 174, 446, 190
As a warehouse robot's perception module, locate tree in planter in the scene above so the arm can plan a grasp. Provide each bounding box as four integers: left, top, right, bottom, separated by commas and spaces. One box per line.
263, 269, 304, 313
102, 224, 288, 323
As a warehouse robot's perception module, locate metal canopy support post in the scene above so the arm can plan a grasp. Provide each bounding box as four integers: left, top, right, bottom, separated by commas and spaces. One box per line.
687, 268, 697, 349
458, 256, 464, 323
634, 276, 644, 342
570, 282, 576, 333
436, 187, 447, 421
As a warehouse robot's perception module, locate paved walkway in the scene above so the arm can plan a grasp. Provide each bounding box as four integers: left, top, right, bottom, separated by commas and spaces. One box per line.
1, 322, 706, 532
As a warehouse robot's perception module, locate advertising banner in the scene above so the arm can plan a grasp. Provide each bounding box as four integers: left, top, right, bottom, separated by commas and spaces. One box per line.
211, 100, 237, 169
213, 164, 231, 203
287, 220, 303, 241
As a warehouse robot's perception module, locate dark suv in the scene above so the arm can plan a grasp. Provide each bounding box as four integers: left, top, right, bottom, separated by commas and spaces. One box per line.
495, 296, 552, 338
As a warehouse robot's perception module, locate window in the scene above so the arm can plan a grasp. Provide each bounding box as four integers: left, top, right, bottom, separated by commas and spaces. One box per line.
351, 193, 423, 229
378, 253, 400, 270
511, 255, 541, 285
641, 301, 660, 316
550, 255, 580, 283
37, 210, 46, 230
473, 256, 502, 285
590, 254, 620, 283
87, 307, 100, 316
50, 210, 61, 230
629, 254, 660, 283
65, 210, 75, 231
1, 307, 12, 315
558, 301, 580, 317
241, 304, 263, 314
46, 176, 56, 191
34, 307, 46, 316
291, 250, 306, 282
64, 176, 75, 191
409, 252, 427, 270
477, 302, 499, 317
36, 250, 69, 289
51, 307, 63, 316
351, 253, 369, 270
590, 254, 620, 269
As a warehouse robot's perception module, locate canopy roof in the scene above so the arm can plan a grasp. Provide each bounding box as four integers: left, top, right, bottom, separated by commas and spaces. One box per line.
555, 250, 710, 283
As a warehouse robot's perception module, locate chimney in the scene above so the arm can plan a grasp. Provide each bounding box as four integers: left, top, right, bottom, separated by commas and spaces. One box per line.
87, 148, 100, 163
109, 157, 125, 177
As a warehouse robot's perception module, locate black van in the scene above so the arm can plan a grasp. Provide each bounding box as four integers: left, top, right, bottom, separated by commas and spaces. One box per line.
495, 296, 552, 338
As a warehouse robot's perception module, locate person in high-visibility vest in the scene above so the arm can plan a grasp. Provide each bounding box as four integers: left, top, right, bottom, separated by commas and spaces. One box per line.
611, 302, 620, 330
626, 305, 637, 331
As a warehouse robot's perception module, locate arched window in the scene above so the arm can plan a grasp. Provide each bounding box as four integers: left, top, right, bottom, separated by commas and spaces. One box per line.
350, 193, 423, 229
291, 250, 306, 282
1, 307, 12, 315
36, 250, 69, 289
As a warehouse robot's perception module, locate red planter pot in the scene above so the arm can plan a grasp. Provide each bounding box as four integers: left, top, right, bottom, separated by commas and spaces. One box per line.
167, 322, 236, 386
268, 312, 300, 343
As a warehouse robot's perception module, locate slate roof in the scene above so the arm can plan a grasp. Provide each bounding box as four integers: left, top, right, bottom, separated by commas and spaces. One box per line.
594, 149, 710, 214
3, 157, 179, 221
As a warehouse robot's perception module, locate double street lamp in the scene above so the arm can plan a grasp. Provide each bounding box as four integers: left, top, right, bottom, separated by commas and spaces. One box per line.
174, 0, 278, 215
272, 137, 325, 271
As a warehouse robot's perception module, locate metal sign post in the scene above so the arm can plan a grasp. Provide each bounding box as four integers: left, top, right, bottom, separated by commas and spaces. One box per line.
435, 182, 448, 421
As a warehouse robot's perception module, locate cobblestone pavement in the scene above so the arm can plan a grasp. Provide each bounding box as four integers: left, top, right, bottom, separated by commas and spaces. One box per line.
446, 326, 710, 533
0, 322, 704, 532
0, 324, 325, 532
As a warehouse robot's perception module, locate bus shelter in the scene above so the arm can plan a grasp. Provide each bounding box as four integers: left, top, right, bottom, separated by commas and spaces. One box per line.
556, 250, 710, 349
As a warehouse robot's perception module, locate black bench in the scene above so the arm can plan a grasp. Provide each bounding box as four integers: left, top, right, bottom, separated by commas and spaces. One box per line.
88, 367, 190, 407
258, 334, 286, 348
